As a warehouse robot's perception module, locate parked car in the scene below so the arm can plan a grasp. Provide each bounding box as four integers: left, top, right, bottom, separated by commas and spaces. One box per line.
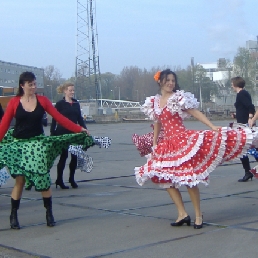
83, 115, 96, 123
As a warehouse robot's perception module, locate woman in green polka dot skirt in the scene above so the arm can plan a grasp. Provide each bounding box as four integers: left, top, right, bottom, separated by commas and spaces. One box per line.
0, 72, 94, 229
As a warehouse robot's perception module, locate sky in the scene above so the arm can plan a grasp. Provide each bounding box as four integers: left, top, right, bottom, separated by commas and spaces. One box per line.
0, 0, 257, 79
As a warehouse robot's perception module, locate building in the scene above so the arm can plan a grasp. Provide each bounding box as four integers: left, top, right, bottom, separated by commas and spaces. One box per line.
0, 60, 44, 95
198, 59, 234, 107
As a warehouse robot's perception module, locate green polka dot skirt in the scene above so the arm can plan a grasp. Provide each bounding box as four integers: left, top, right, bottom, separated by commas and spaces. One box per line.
0, 129, 94, 191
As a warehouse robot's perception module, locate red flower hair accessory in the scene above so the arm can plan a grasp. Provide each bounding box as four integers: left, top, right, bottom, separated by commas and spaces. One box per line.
153, 71, 161, 82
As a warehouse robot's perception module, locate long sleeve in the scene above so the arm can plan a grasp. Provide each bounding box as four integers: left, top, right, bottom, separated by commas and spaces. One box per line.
0, 98, 17, 141
239, 92, 255, 114
0, 104, 4, 120
38, 96, 82, 133
235, 90, 255, 123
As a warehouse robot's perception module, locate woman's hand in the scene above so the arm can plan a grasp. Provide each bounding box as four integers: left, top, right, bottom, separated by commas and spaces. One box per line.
210, 125, 221, 132
81, 128, 90, 134
249, 118, 255, 128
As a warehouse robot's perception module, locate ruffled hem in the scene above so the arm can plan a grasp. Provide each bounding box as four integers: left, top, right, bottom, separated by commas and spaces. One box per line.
222, 127, 253, 162
134, 167, 213, 188
132, 130, 165, 157
134, 127, 251, 188
68, 135, 111, 172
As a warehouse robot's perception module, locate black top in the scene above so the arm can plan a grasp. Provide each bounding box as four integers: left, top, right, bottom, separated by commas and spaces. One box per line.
50, 98, 86, 135
234, 89, 255, 124
0, 103, 4, 120
13, 100, 45, 139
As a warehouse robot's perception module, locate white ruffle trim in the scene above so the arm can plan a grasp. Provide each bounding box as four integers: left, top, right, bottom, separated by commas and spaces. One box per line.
166, 91, 199, 119
135, 127, 228, 188
222, 127, 253, 162
140, 96, 156, 121
152, 132, 204, 167
141, 91, 199, 121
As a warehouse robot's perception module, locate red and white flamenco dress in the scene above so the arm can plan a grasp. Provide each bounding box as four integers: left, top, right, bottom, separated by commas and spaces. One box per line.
134, 91, 253, 188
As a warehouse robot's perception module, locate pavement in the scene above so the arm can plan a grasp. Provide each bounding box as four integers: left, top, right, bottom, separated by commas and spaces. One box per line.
1, 121, 258, 258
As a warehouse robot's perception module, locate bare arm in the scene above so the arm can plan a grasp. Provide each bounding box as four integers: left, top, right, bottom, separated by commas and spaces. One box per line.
153, 122, 161, 146
249, 110, 258, 127
186, 109, 220, 131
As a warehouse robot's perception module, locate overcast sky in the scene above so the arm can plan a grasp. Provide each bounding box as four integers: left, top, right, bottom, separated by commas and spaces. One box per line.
0, 0, 257, 79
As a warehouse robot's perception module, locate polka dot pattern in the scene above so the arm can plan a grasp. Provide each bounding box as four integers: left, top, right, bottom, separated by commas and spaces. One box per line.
135, 95, 253, 188
0, 129, 94, 191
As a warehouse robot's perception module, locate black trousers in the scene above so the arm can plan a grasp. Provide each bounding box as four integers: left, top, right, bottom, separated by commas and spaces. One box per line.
240, 155, 250, 172
57, 149, 77, 180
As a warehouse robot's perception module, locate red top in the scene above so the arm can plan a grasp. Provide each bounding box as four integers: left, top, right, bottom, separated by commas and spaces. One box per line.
0, 95, 82, 141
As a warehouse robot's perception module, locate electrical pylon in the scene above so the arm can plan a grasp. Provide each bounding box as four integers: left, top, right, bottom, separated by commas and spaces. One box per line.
75, 0, 102, 105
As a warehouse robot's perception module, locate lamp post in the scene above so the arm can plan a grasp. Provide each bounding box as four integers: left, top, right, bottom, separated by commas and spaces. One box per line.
118, 86, 120, 101
110, 89, 114, 99
47, 85, 53, 103
135, 89, 139, 101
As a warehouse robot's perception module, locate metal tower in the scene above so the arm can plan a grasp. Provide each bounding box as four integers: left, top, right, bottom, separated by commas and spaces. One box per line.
75, 0, 102, 103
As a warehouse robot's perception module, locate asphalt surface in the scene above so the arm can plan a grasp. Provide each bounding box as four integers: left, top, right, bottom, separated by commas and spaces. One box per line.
1, 121, 258, 258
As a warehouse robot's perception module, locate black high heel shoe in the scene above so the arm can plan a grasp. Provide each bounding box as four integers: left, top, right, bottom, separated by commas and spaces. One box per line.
171, 215, 191, 226
69, 179, 78, 189
238, 171, 253, 182
193, 216, 203, 229
55, 180, 69, 189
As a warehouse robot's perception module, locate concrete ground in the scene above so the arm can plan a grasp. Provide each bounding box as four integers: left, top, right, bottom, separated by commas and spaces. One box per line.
1, 121, 258, 258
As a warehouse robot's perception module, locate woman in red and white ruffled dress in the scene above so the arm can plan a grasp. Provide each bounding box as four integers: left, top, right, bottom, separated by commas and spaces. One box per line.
134, 69, 253, 229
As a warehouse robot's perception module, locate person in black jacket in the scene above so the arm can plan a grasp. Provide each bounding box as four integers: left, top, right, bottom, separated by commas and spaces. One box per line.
0, 103, 4, 121
231, 76, 256, 182
50, 82, 88, 189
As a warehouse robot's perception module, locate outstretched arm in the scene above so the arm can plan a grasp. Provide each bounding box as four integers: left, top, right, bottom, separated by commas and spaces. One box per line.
186, 109, 220, 131
42, 97, 84, 133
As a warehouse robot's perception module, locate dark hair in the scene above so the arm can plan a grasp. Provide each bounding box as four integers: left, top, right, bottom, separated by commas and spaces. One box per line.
16, 71, 36, 96
158, 69, 180, 92
231, 76, 245, 89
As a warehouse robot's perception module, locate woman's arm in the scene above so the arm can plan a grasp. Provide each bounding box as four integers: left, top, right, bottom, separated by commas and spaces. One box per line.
41, 97, 83, 133
186, 109, 219, 131
0, 98, 16, 141
249, 110, 258, 127
153, 122, 161, 146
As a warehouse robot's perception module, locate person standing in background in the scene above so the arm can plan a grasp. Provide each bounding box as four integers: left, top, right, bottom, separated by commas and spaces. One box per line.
51, 83, 87, 189
231, 76, 256, 182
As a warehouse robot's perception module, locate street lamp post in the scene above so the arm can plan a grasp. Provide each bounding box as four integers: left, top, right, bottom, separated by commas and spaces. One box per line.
135, 89, 139, 101
110, 89, 114, 99
47, 85, 53, 103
